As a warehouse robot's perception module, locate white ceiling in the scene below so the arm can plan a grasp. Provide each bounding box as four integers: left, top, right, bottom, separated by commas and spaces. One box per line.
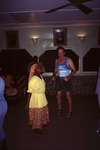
0, 0, 100, 29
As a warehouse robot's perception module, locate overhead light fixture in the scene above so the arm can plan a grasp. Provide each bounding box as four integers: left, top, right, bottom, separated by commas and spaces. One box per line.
31, 37, 40, 46
77, 35, 86, 43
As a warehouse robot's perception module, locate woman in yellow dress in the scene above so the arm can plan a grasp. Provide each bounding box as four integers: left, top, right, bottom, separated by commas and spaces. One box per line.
25, 64, 49, 134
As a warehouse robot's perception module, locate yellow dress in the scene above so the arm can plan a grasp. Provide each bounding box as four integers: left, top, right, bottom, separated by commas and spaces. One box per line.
27, 75, 49, 129
27, 75, 48, 108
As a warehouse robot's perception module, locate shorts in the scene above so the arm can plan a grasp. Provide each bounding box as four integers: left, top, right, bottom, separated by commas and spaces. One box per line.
56, 76, 72, 92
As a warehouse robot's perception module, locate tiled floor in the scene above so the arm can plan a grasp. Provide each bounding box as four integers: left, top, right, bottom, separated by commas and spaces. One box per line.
3, 95, 100, 150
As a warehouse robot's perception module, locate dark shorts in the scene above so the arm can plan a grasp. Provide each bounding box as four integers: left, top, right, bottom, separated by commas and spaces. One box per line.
56, 76, 72, 92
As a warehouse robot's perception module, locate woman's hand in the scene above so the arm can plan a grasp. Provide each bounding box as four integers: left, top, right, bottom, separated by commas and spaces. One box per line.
24, 93, 31, 111
24, 104, 29, 111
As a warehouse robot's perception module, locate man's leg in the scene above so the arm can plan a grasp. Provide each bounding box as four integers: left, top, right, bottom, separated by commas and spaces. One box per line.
97, 94, 100, 135
56, 91, 62, 116
98, 94, 100, 108
97, 119, 100, 132
66, 91, 72, 118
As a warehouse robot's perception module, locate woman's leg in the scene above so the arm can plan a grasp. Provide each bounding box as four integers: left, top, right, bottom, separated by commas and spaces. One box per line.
98, 94, 100, 108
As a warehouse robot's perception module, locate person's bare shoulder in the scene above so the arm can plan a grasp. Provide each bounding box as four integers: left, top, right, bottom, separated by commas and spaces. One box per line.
67, 57, 72, 65
55, 58, 57, 63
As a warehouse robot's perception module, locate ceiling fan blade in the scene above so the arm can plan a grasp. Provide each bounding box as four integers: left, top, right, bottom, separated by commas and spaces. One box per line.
68, 0, 93, 3
45, 3, 72, 13
79, 0, 93, 2
75, 3, 93, 14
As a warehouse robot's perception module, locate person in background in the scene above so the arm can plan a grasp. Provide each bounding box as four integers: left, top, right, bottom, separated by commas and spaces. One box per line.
95, 66, 100, 136
0, 68, 8, 150
2, 74, 14, 88
25, 64, 49, 134
52, 46, 76, 118
28, 55, 45, 81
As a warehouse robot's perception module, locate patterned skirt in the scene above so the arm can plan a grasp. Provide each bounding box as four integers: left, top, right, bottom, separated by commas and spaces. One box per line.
28, 105, 49, 129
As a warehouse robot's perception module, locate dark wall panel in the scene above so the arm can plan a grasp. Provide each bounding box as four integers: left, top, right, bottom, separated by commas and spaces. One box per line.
83, 48, 100, 71
0, 49, 32, 76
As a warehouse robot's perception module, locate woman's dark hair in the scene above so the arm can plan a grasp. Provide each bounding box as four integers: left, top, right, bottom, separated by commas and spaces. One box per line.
57, 46, 65, 52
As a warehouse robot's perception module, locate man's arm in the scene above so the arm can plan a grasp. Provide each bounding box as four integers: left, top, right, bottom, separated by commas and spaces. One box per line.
64, 58, 76, 81
68, 58, 76, 78
52, 59, 57, 80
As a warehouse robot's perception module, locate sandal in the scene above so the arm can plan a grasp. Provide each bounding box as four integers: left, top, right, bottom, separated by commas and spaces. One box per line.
57, 110, 62, 116
66, 111, 72, 118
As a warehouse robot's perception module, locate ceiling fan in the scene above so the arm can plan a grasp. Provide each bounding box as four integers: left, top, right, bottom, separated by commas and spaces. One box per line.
45, 0, 93, 14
